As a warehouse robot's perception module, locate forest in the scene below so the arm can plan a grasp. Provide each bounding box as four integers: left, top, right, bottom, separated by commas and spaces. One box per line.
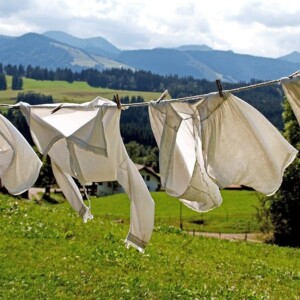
1, 62, 286, 130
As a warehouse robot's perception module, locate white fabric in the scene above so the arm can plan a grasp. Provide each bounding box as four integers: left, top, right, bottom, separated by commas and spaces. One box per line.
149, 92, 298, 211
199, 93, 297, 195
20, 98, 154, 252
149, 101, 222, 212
0, 113, 42, 194
281, 76, 300, 125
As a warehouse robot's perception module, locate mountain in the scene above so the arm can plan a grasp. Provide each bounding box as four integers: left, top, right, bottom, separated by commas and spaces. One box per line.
116, 48, 225, 81
116, 48, 300, 82
0, 31, 299, 83
278, 51, 300, 63
0, 33, 75, 69
43, 31, 121, 58
0, 33, 130, 70
176, 45, 213, 51
184, 50, 300, 82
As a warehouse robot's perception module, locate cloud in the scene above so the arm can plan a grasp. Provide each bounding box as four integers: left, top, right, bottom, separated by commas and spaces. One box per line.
232, 1, 300, 28
0, 0, 32, 17
0, 0, 299, 57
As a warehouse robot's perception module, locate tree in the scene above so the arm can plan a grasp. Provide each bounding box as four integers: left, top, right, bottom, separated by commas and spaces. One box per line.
0, 73, 7, 90
258, 98, 300, 247
12, 75, 23, 90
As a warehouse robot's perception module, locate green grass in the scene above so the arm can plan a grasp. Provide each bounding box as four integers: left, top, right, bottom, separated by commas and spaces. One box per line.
91, 190, 260, 233
0, 76, 164, 105
0, 194, 299, 299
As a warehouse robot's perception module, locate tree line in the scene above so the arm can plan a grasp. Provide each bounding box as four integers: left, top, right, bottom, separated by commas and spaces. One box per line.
0, 62, 285, 129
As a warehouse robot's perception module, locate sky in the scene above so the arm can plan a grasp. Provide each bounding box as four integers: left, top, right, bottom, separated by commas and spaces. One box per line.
0, 0, 300, 58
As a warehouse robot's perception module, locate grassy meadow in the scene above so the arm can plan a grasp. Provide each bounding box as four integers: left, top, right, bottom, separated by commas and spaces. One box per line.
0, 76, 164, 105
1, 192, 300, 299
91, 190, 260, 233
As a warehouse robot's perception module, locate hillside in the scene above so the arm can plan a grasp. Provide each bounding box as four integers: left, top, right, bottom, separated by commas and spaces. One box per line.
43, 31, 121, 58
278, 51, 300, 63
0, 76, 162, 105
0, 194, 299, 299
1, 31, 300, 82
0, 33, 131, 71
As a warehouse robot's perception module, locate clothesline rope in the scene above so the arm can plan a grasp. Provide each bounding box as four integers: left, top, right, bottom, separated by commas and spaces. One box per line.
1, 70, 299, 109
124, 71, 300, 108
122, 70, 300, 107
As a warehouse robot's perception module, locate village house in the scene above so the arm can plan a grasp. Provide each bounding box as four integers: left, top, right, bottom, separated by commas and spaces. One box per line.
96, 164, 161, 196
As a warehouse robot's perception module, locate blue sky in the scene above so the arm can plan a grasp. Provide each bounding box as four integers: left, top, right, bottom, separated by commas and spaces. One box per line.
0, 0, 299, 58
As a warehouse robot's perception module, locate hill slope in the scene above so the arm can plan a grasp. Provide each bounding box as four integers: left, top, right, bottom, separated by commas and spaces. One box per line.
0, 194, 299, 299
0, 33, 130, 71
116, 48, 300, 82
43, 30, 121, 58
278, 51, 300, 63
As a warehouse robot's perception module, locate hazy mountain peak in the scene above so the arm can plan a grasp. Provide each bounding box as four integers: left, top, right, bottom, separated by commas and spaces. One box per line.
176, 45, 213, 51
43, 31, 120, 57
278, 51, 300, 63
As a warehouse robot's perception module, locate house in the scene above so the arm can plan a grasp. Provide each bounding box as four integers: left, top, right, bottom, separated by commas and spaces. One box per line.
96, 164, 161, 196
135, 164, 161, 192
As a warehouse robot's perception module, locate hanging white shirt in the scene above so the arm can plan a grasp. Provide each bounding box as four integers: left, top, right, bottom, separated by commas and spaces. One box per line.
20, 98, 155, 252
0, 113, 42, 195
281, 76, 300, 125
198, 92, 297, 195
149, 92, 297, 211
149, 101, 222, 212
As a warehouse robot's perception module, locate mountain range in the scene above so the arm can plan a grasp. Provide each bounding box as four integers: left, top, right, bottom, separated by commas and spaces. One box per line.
0, 31, 300, 83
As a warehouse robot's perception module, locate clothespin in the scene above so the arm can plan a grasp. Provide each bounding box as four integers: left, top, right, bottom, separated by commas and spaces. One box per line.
156, 90, 169, 103
113, 94, 122, 109
216, 79, 224, 98
51, 103, 64, 114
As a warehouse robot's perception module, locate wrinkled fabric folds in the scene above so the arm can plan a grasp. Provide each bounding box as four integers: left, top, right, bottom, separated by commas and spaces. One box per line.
149, 101, 222, 212
0, 114, 42, 195
149, 92, 297, 212
199, 93, 297, 195
281, 76, 300, 125
20, 98, 154, 251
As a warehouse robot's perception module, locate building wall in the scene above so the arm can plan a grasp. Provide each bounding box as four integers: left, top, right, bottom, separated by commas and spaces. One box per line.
96, 168, 161, 196
139, 169, 160, 192
97, 181, 124, 196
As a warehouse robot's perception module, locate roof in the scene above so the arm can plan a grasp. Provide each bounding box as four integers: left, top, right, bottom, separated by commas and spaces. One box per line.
134, 164, 160, 179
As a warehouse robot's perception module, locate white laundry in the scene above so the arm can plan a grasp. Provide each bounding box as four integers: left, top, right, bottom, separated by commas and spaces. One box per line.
0, 113, 42, 195
281, 76, 300, 125
149, 92, 298, 211
149, 101, 223, 212
20, 98, 155, 252
199, 92, 297, 195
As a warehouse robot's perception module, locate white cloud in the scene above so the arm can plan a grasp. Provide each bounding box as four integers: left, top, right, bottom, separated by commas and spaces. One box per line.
0, 0, 299, 57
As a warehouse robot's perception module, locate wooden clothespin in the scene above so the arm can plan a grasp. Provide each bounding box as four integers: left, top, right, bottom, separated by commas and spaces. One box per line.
216, 79, 224, 98
51, 103, 64, 114
113, 94, 122, 109
156, 90, 169, 103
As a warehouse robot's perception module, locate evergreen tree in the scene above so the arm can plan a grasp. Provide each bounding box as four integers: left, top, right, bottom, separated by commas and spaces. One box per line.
0, 73, 7, 90
258, 98, 300, 247
12, 75, 23, 90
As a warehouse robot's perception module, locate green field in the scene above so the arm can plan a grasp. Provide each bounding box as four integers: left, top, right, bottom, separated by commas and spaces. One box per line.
0, 194, 299, 299
90, 190, 260, 233
0, 76, 164, 105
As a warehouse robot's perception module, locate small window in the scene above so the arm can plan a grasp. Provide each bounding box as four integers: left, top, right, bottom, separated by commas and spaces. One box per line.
146, 175, 150, 181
